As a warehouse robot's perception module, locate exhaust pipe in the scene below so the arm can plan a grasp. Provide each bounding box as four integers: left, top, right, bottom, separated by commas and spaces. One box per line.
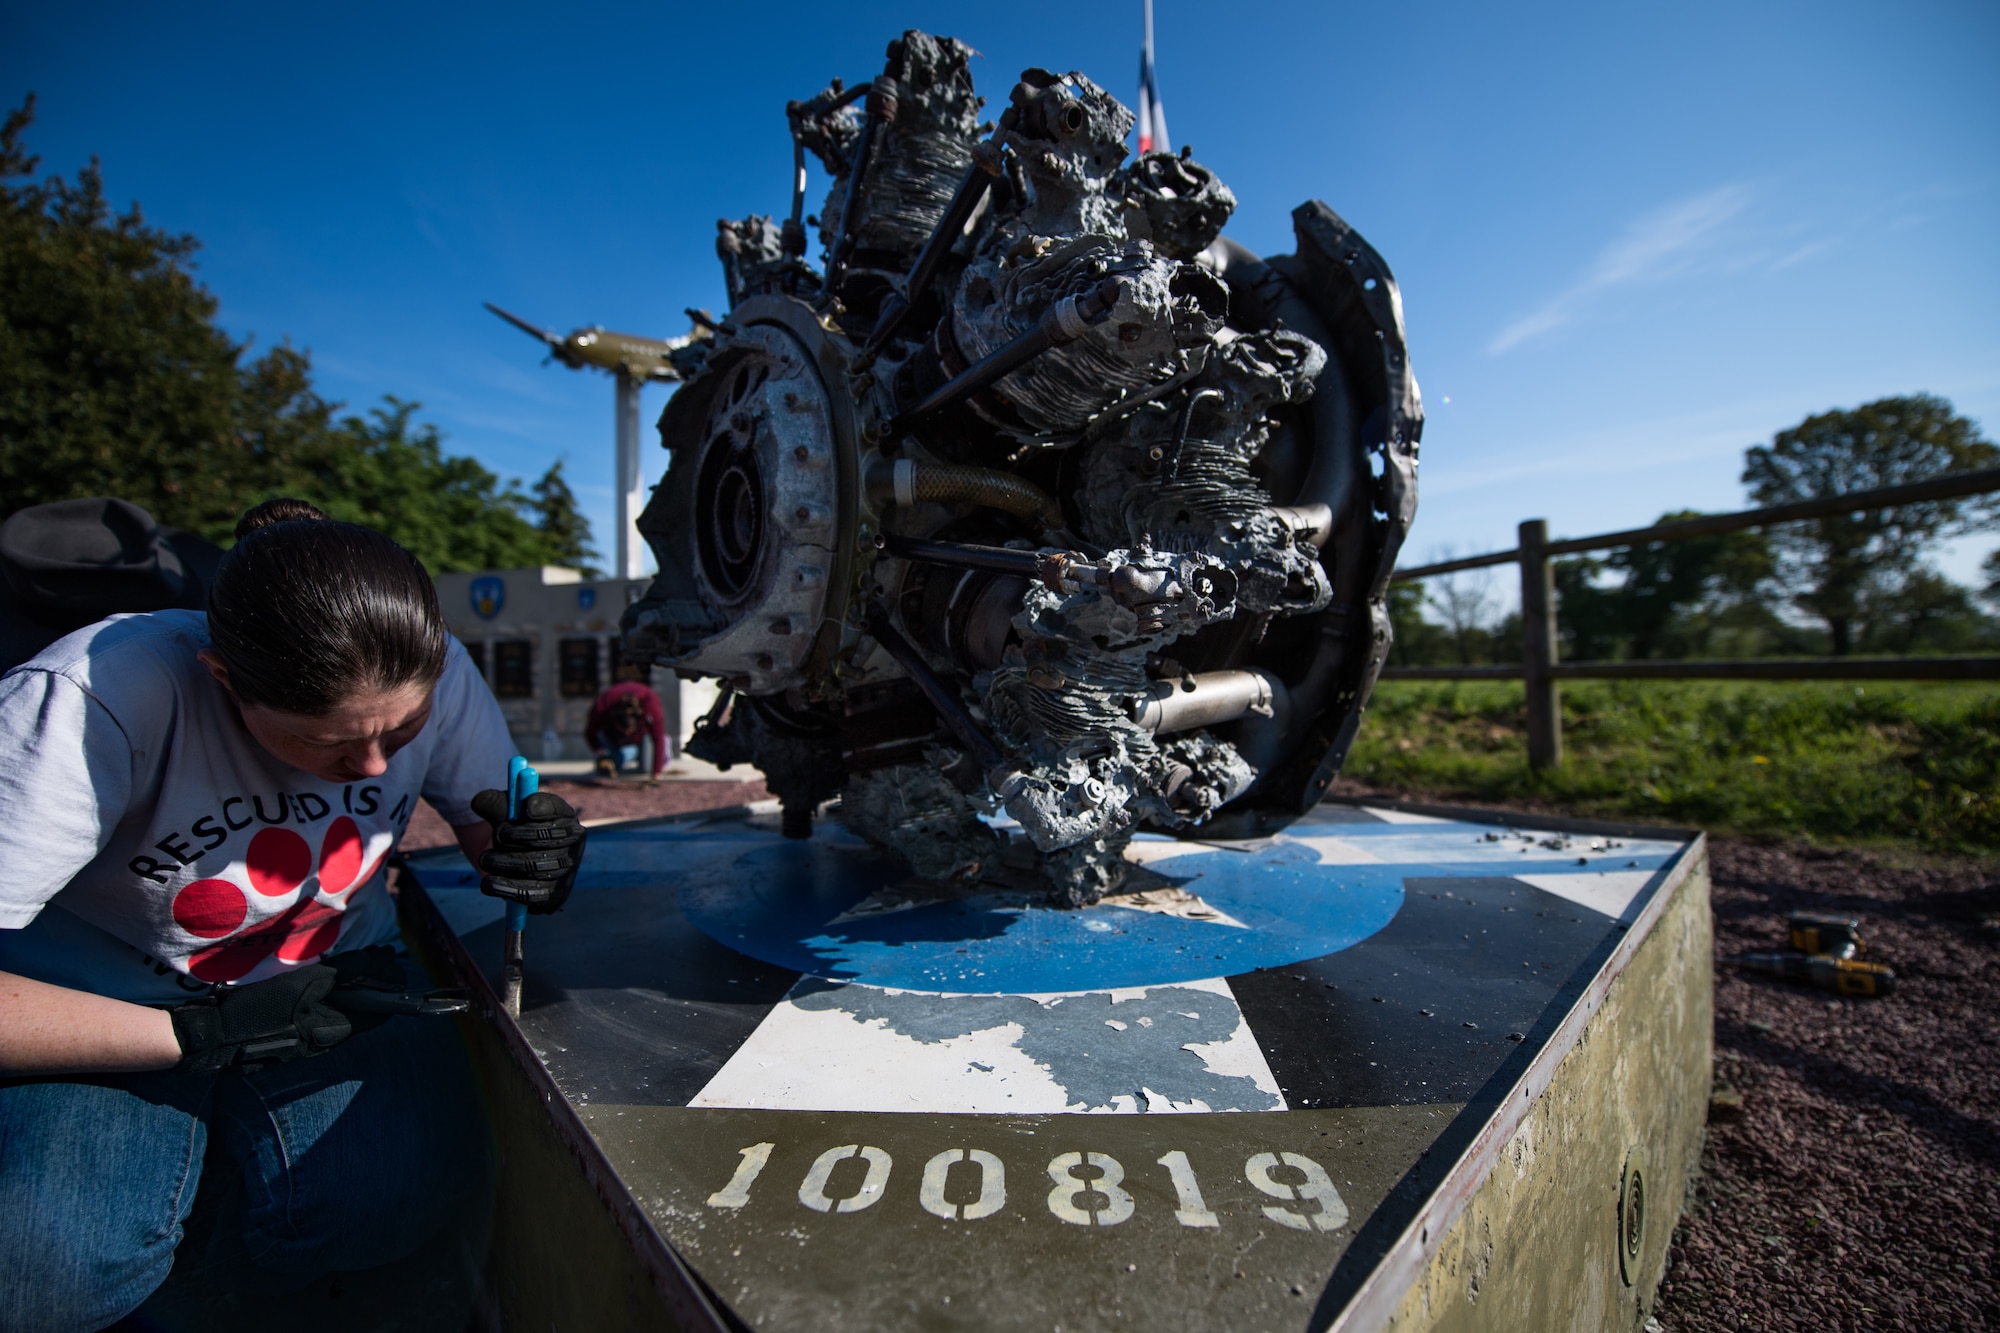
1132, 668, 1286, 735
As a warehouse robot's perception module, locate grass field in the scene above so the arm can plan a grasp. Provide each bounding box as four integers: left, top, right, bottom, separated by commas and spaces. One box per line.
1345, 679, 2000, 853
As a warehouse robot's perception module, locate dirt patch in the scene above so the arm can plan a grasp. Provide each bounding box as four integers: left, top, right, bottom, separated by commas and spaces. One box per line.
398, 776, 772, 853
1655, 839, 1999, 1331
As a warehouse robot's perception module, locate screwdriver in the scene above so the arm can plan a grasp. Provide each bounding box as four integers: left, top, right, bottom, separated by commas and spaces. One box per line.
501, 755, 537, 1017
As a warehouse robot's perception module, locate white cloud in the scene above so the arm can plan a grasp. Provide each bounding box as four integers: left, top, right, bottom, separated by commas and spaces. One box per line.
1487, 185, 1753, 354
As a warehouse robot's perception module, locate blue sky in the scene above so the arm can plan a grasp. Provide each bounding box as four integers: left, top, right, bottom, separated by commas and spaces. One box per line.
9, 1, 1998, 592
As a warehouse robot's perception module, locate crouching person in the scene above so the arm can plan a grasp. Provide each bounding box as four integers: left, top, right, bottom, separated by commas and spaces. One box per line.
0, 500, 584, 1332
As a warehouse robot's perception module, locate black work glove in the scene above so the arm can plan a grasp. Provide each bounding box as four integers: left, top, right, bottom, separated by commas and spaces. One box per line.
470, 788, 586, 915
320, 944, 468, 1024
321, 944, 410, 1035
326, 943, 405, 993
168, 966, 352, 1073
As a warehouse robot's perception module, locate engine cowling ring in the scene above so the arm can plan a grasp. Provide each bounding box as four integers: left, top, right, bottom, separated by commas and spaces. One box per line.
628, 304, 861, 696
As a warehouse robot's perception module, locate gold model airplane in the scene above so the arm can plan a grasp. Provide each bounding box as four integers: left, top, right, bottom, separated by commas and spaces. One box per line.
484, 302, 708, 383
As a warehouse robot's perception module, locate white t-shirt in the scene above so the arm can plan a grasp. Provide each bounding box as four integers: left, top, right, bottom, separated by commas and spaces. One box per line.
0, 610, 514, 1001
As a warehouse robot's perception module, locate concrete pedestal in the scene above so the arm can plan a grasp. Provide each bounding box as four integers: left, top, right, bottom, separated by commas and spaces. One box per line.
401, 798, 1709, 1332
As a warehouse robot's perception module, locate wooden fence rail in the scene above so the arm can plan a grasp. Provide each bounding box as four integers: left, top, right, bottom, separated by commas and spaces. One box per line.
1382, 468, 2000, 767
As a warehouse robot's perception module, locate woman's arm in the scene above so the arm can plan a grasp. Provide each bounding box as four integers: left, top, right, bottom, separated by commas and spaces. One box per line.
646, 691, 669, 777
0, 970, 182, 1075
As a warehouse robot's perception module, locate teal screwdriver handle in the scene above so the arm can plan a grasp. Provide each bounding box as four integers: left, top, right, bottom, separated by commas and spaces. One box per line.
504, 757, 537, 932
500, 756, 538, 1014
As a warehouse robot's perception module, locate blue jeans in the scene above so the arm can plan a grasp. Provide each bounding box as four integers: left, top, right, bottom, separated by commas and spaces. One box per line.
0, 1009, 490, 1333
589, 733, 650, 774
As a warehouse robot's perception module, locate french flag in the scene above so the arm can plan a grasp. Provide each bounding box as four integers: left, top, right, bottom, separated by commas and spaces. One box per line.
1136, 0, 1170, 155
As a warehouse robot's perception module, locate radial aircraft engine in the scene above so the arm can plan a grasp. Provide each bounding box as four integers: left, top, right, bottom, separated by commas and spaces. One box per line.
622, 31, 1420, 904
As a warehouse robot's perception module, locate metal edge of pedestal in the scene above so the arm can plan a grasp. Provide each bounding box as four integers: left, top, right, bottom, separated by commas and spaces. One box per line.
1316, 829, 1707, 1333
392, 859, 743, 1333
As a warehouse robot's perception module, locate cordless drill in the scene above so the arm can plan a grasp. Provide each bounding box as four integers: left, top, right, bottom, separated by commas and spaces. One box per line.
1730, 911, 1896, 997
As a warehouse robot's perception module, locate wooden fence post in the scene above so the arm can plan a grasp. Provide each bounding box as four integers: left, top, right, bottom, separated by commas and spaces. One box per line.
1519, 518, 1562, 769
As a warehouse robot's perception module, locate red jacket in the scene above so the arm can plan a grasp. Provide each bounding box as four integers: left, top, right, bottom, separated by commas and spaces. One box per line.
585, 681, 668, 774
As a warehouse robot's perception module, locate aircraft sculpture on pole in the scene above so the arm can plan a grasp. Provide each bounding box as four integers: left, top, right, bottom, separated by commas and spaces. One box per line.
484, 302, 708, 580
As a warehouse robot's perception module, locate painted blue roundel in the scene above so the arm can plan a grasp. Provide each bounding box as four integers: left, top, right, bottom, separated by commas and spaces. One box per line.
677, 831, 1404, 994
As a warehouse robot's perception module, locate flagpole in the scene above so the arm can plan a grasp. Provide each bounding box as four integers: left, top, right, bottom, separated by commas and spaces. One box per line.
1138, 0, 1169, 158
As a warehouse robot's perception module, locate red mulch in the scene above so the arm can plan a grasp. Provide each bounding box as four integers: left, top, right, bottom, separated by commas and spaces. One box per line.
399, 775, 771, 853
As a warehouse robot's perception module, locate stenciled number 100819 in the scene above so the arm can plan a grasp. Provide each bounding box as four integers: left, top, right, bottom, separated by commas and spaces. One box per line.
705, 1143, 1349, 1233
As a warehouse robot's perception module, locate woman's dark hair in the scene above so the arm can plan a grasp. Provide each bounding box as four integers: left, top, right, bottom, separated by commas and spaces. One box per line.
207, 499, 446, 714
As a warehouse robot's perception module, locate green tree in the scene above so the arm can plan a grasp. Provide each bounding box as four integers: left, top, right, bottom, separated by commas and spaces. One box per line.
1743, 395, 1998, 654
1555, 512, 1772, 660
0, 94, 250, 537
1382, 563, 1519, 667
1856, 568, 1996, 654
283, 399, 566, 574
1422, 564, 1505, 665
1384, 580, 1449, 666
528, 459, 602, 577
0, 96, 593, 575
1552, 557, 1619, 661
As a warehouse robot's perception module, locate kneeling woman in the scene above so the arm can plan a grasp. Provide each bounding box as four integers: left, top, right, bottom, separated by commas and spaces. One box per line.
0, 500, 583, 1332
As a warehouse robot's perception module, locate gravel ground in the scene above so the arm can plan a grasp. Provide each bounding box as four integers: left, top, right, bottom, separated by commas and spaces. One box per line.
1653, 839, 2000, 1332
